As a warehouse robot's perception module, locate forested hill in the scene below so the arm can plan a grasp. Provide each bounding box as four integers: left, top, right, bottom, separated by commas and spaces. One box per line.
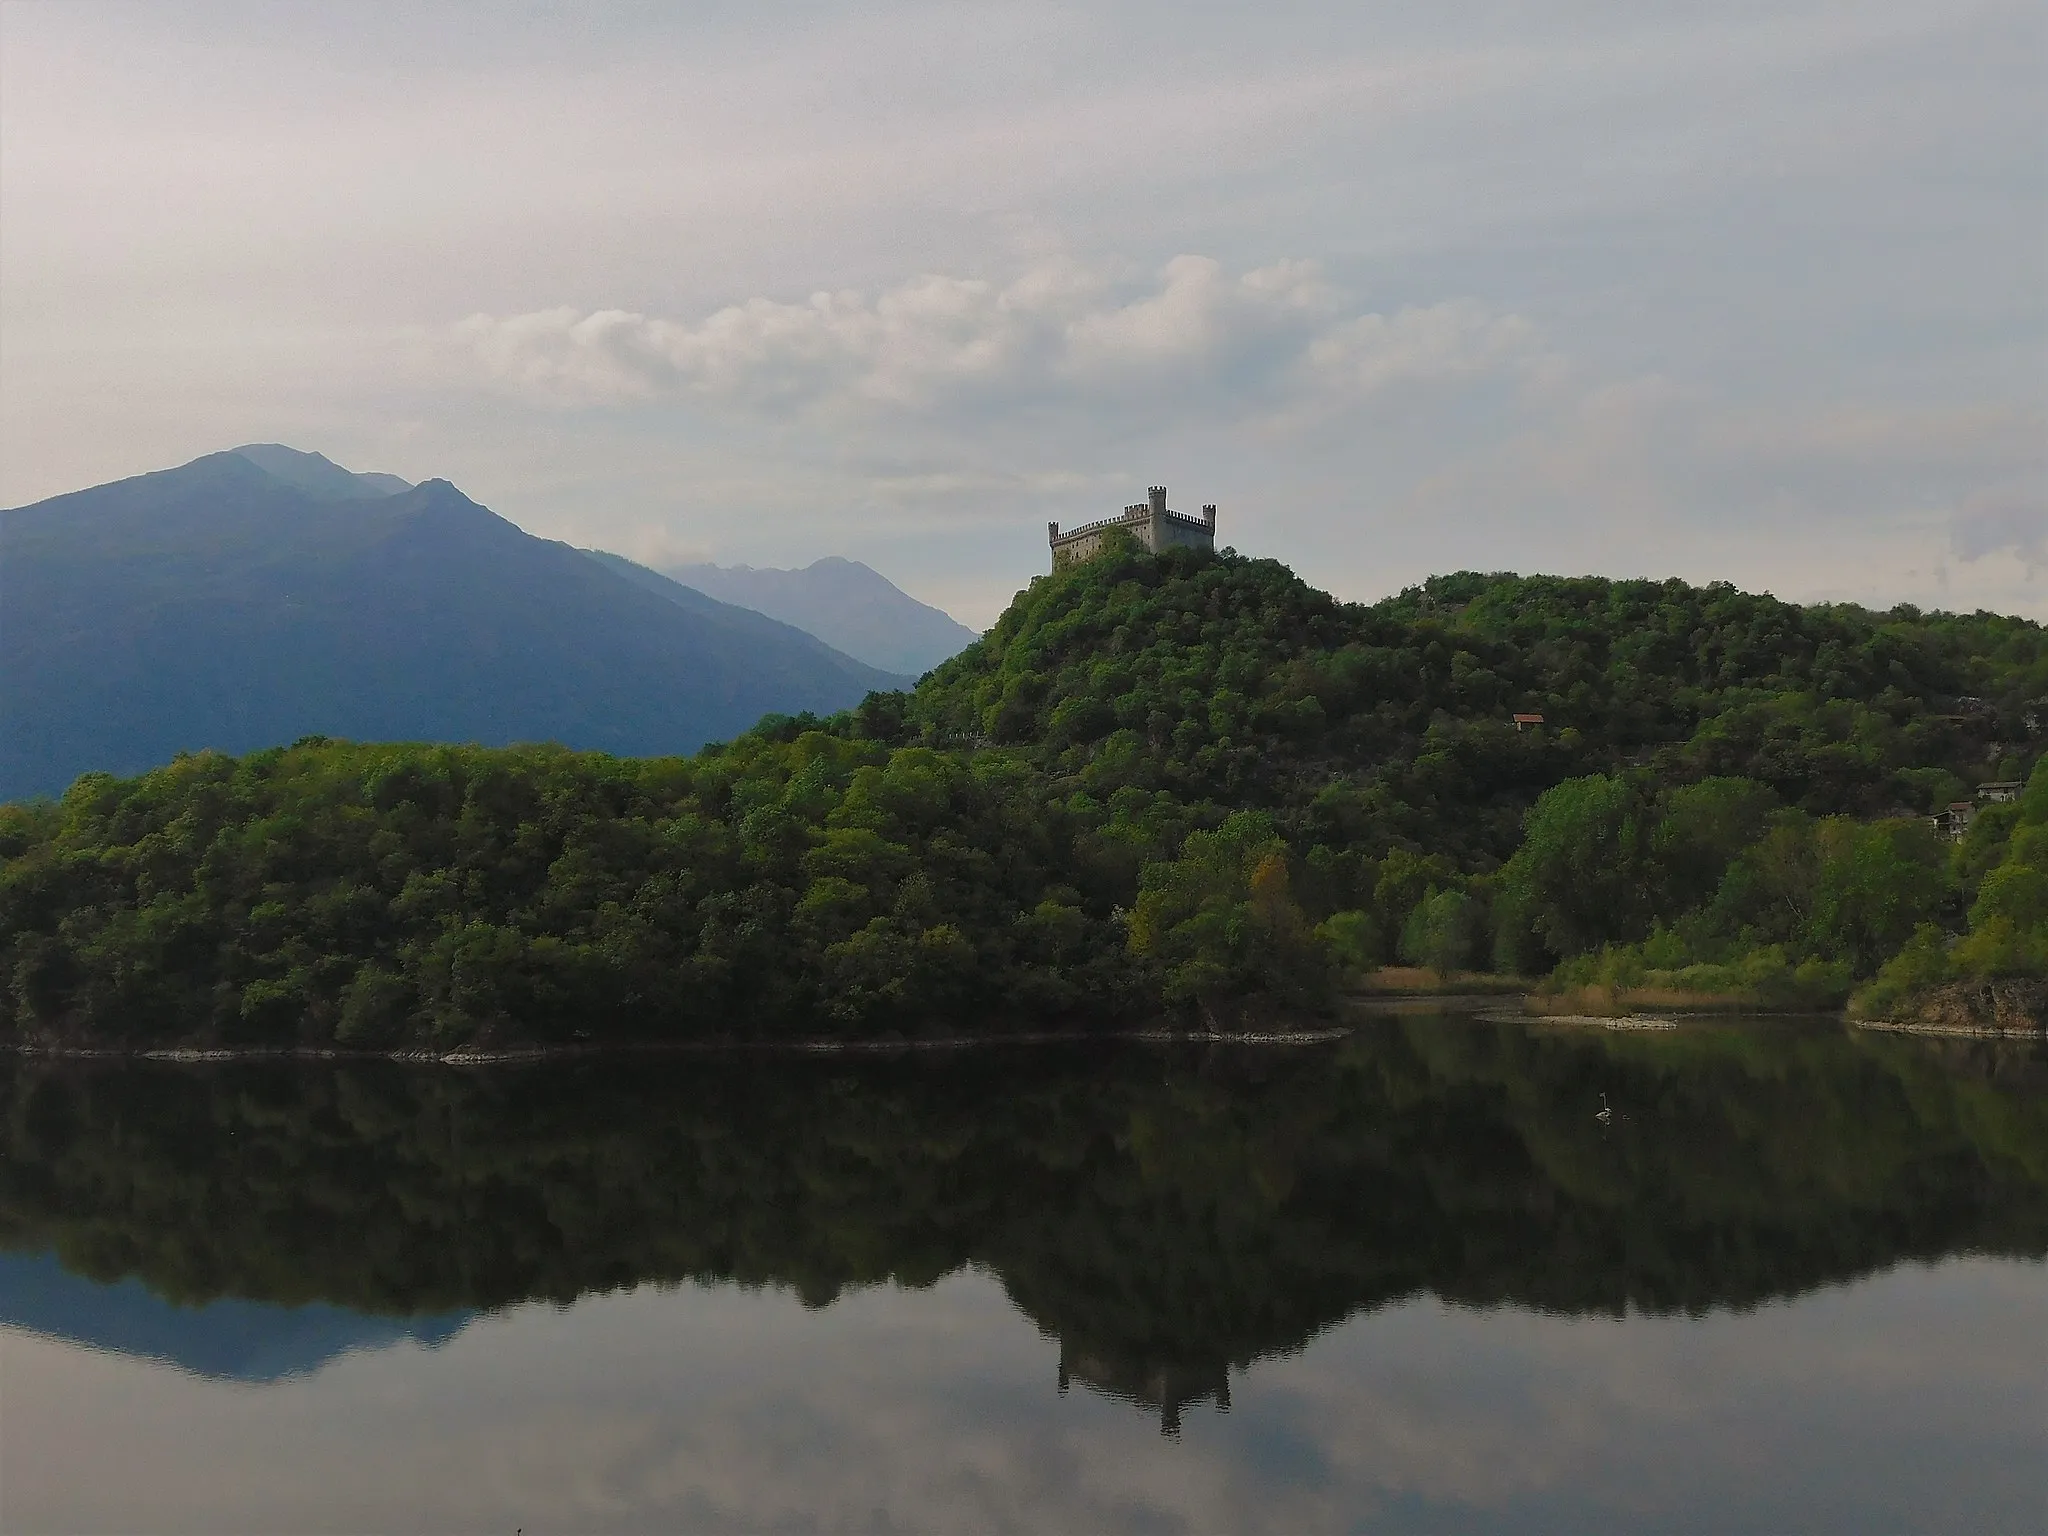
896, 548, 2045, 858
2, 536, 2043, 1050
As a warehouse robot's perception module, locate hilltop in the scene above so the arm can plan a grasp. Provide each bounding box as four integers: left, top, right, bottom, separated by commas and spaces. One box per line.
906, 545, 2043, 837
2, 535, 2043, 1049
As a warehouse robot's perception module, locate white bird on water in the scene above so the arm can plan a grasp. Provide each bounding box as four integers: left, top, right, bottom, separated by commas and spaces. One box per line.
1596, 1092, 1613, 1125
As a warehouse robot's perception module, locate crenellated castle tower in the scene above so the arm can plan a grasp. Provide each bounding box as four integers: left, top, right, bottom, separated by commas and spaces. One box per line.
1047, 486, 1216, 568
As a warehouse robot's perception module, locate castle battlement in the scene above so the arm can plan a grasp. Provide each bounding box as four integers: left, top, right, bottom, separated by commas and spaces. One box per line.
1049, 486, 1216, 568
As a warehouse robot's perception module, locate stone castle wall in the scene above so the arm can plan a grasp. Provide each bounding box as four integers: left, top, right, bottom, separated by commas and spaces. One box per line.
1050, 488, 1216, 569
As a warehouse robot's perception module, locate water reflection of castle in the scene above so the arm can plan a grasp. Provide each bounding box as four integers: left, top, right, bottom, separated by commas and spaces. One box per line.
1058, 1345, 1232, 1437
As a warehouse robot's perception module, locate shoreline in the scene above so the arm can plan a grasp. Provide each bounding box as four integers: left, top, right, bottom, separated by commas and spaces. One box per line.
11, 1009, 2037, 1064
1498, 1011, 1683, 1031
1849, 1017, 2047, 1041
3, 1023, 1353, 1066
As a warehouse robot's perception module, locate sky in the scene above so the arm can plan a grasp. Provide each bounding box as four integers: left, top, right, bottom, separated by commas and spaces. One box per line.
1, 1, 2042, 628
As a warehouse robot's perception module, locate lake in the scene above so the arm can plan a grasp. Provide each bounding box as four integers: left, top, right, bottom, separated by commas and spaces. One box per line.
2, 1014, 2043, 1533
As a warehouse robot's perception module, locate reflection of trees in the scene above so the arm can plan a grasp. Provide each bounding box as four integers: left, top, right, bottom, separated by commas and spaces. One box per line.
1, 1019, 2042, 1429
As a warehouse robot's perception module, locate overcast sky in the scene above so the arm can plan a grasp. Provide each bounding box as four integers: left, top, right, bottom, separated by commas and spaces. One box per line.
2, 1, 2041, 626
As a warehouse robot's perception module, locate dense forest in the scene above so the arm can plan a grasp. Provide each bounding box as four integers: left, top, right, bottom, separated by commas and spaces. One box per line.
3, 1021, 2041, 1424
3, 536, 2045, 1048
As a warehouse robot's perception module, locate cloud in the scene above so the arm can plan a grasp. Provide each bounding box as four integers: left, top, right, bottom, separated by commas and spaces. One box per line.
454, 258, 1541, 427
1306, 301, 1541, 396
1951, 483, 2048, 569
4, 3, 2036, 621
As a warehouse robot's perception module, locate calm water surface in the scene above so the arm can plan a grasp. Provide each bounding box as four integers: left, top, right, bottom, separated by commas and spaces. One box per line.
2, 1015, 2043, 1533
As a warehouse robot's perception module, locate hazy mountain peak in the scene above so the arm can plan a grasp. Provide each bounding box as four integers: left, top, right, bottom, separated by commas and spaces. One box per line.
229, 444, 412, 501
664, 557, 978, 677
0, 455, 905, 799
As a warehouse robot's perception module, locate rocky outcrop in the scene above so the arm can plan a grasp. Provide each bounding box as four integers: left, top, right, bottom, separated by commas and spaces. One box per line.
1880, 979, 2048, 1036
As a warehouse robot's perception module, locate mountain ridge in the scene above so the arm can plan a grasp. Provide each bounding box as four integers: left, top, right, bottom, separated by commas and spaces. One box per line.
664, 556, 977, 676
227, 443, 413, 501
0, 450, 903, 798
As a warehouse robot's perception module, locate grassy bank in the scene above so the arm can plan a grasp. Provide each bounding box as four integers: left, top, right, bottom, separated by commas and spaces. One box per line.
1346, 967, 1534, 996
1523, 985, 1792, 1016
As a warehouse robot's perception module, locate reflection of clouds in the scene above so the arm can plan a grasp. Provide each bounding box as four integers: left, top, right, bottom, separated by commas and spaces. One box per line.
4, 1263, 2042, 1534
1268, 1272, 2048, 1530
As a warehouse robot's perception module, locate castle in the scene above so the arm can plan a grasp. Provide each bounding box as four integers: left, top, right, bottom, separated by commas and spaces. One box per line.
1048, 487, 1215, 568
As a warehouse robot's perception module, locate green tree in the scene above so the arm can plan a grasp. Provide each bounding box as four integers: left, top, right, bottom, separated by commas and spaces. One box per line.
1804, 819, 1951, 975
1313, 910, 1382, 974
1399, 888, 1482, 977
1127, 812, 1324, 1010
1495, 776, 1649, 959
1651, 777, 1779, 913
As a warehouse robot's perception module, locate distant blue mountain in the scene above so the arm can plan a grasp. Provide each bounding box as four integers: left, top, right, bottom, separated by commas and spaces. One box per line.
580, 548, 939, 677
224, 442, 415, 501
0, 1250, 470, 1382
0, 448, 911, 799
664, 557, 979, 677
